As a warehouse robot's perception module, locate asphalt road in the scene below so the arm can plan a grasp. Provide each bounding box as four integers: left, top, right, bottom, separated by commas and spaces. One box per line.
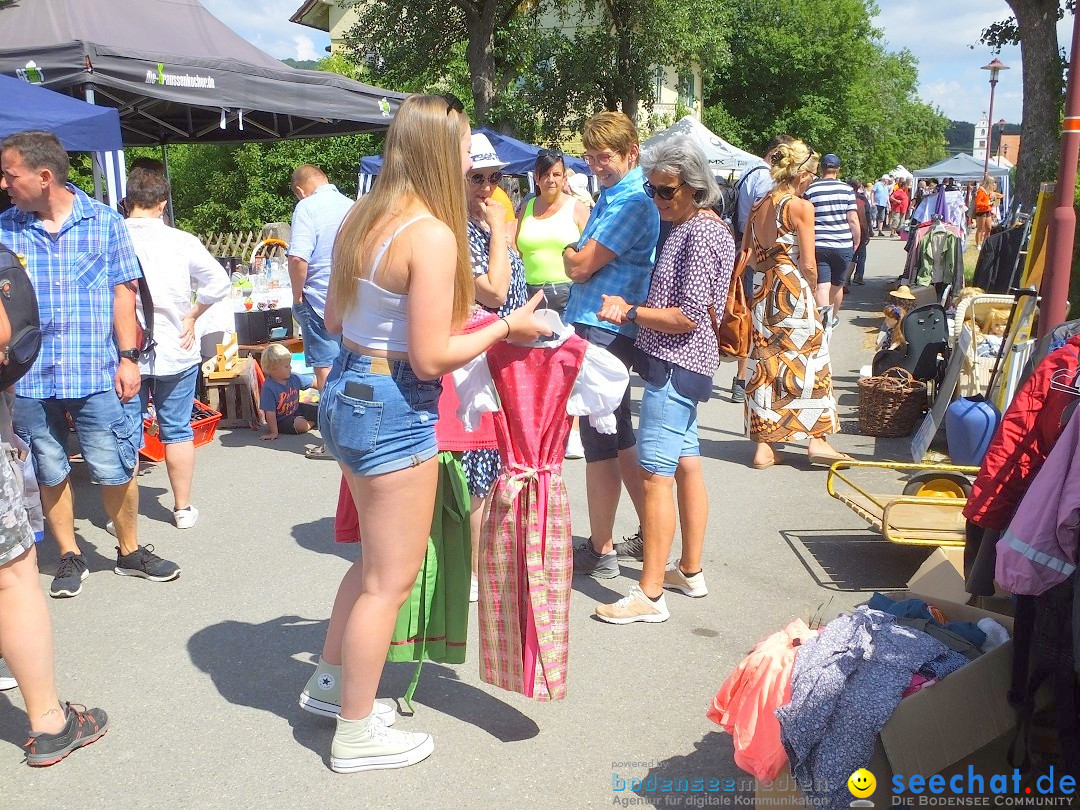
1, 236, 928, 808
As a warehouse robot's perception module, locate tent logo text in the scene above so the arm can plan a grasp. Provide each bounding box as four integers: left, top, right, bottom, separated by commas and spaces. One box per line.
145, 64, 216, 89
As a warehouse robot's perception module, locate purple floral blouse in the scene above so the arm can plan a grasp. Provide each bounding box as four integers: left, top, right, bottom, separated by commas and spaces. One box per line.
636, 214, 735, 376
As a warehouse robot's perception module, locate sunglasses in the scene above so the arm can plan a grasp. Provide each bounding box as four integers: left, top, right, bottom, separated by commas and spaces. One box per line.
440, 93, 466, 114
643, 180, 686, 201
797, 148, 817, 172
467, 171, 503, 185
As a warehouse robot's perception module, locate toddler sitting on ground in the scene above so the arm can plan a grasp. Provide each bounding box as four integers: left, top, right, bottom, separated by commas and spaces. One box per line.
259, 343, 318, 440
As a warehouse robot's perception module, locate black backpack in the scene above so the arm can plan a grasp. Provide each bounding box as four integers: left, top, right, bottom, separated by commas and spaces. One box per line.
0, 243, 42, 387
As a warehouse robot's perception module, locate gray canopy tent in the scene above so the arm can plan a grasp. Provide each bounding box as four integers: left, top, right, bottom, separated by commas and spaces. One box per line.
0, 0, 405, 208
912, 153, 1011, 211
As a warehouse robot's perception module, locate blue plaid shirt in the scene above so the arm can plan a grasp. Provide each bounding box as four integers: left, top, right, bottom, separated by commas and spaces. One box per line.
564, 165, 659, 338
0, 185, 143, 399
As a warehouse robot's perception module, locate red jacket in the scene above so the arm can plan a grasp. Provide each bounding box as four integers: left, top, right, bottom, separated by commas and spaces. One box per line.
965, 336, 1080, 530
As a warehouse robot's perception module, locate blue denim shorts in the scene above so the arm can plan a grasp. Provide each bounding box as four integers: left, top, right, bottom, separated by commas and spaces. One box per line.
319, 350, 440, 477
637, 377, 700, 477
294, 297, 341, 369
141, 364, 199, 444
14, 391, 143, 487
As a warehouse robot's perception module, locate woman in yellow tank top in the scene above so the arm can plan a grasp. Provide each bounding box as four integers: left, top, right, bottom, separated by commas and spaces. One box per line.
516, 151, 590, 316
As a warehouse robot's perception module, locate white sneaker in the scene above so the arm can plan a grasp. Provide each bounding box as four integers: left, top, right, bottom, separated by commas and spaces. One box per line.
298, 660, 397, 726
564, 430, 585, 460
330, 714, 434, 773
663, 563, 709, 597
105, 520, 116, 538
173, 505, 199, 529
594, 585, 669, 624
0, 657, 16, 690
469, 575, 478, 603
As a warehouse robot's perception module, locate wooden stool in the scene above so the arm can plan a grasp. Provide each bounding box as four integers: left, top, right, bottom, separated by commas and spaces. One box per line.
204, 357, 261, 429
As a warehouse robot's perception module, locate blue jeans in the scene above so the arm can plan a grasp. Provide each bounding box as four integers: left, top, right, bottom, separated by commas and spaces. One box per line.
637, 377, 699, 477
319, 350, 440, 476
294, 296, 341, 369
140, 364, 199, 444
14, 391, 142, 487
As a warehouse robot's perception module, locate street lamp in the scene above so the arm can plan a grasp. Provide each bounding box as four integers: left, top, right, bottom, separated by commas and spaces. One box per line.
981, 58, 1010, 177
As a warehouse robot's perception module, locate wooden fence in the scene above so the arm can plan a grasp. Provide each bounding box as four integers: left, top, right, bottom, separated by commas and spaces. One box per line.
200, 224, 291, 259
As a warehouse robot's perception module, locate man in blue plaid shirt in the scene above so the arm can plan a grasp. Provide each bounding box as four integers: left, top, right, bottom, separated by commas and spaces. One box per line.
1, 131, 179, 597
563, 112, 659, 580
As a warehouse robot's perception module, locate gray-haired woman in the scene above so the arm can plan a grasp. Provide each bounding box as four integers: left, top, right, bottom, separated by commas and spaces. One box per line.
593, 135, 735, 625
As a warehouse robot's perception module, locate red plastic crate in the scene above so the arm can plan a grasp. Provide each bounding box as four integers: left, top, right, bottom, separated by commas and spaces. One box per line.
140, 400, 222, 462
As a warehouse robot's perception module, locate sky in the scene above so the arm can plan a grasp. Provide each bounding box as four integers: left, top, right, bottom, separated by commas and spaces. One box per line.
200, 0, 1073, 126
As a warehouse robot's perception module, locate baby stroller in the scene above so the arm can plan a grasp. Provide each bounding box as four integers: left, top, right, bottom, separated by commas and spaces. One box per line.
872, 303, 950, 400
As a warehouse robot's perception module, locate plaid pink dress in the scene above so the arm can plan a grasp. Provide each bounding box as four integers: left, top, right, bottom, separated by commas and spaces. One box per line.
478, 334, 588, 701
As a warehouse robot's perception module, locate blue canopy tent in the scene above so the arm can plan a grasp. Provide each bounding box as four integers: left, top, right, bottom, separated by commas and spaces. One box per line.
0, 74, 126, 206
358, 127, 594, 195
0, 73, 123, 151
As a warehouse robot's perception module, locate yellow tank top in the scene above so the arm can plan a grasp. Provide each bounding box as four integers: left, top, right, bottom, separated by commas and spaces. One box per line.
517, 196, 581, 286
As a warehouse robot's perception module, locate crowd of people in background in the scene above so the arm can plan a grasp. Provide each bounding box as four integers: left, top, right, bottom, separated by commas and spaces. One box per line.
6, 97, 966, 773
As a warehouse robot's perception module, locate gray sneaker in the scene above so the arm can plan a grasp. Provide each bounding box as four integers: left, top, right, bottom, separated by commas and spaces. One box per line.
731, 376, 746, 403
0, 657, 16, 690
50, 552, 88, 598
573, 540, 619, 579
614, 530, 644, 561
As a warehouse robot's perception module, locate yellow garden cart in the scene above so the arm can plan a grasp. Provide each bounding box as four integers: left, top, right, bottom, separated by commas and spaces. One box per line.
826, 460, 980, 547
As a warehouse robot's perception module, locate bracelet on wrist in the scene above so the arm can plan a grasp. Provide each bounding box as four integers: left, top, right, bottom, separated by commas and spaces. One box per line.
500, 317, 511, 339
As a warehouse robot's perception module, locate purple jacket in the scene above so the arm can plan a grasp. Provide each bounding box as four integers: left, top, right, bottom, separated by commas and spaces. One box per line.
996, 406, 1080, 595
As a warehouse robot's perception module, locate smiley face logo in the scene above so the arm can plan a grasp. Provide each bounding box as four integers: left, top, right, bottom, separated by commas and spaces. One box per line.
848, 769, 876, 799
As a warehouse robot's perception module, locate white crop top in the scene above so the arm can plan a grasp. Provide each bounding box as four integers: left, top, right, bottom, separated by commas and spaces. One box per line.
341, 215, 434, 354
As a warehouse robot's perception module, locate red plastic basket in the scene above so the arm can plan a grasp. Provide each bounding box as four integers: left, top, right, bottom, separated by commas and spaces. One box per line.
140, 400, 222, 462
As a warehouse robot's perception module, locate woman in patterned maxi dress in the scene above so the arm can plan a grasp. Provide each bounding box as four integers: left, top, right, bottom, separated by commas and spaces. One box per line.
743, 140, 846, 470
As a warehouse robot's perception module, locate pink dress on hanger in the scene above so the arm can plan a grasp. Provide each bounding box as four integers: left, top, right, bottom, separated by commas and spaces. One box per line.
455, 310, 627, 700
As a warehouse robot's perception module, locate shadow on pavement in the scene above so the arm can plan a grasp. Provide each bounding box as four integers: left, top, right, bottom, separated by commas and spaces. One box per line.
292, 516, 354, 562
780, 528, 932, 592
0, 693, 29, 755
187, 614, 538, 759
629, 732, 755, 806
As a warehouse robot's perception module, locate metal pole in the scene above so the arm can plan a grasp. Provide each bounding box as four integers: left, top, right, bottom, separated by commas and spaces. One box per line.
160, 143, 175, 227
84, 85, 104, 202
982, 78, 998, 178
1037, 10, 1080, 339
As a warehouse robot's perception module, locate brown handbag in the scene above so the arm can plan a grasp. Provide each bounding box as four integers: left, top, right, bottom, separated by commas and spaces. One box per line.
709, 246, 753, 360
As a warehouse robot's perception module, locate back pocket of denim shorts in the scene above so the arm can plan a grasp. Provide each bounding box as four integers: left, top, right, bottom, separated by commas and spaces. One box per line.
331, 392, 383, 455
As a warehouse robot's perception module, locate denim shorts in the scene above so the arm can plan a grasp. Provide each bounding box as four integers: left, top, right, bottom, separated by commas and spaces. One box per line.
141, 363, 199, 444
637, 377, 699, 477
527, 281, 573, 317
14, 391, 143, 487
815, 246, 854, 285
319, 350, 440, 477
574, 325, 636, 462
294, 297, 342, 369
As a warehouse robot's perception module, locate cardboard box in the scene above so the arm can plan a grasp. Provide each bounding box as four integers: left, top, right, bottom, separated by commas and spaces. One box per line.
756, 549, 1020, 807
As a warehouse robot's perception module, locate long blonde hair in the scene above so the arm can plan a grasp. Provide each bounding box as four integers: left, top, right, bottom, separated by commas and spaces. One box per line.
331, 95, 473, 327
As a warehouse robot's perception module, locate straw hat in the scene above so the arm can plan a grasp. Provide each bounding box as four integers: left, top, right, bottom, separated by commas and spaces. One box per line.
890, 286, 916, 301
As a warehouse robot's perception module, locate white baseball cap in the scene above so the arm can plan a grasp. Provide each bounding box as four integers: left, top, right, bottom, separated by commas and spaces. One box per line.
469, 133, 507, 170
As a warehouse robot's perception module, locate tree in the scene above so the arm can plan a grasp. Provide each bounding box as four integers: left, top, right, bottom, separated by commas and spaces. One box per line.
340, 0, 537, 127
702, 0, 946, 178
981, 0, 1073, 206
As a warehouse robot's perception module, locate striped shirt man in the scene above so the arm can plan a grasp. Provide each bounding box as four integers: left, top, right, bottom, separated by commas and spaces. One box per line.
804, 178, 857, 250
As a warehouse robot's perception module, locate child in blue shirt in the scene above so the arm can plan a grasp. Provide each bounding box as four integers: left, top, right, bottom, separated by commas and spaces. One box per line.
259, 343, 317, 440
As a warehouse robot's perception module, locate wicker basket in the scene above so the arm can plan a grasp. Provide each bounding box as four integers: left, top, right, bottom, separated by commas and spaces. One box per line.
858, 368, 929, 437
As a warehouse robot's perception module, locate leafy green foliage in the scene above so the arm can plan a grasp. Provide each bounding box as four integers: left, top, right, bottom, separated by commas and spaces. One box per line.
702, 0, 947, 178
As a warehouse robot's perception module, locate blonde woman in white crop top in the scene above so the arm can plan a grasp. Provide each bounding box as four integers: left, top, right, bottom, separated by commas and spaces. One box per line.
300, 95, 550, 775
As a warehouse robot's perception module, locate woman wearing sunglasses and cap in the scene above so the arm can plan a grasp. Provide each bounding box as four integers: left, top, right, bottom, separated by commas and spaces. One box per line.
592, 135, 734, 624
461, 132, 529, 600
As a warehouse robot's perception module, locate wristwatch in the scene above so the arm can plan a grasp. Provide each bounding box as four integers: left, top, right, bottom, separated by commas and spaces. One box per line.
626, 306, 639, 322
118, 348, 141, 362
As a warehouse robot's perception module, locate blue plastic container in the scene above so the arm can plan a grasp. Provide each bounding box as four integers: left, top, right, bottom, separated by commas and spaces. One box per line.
945, 396, 1000, 466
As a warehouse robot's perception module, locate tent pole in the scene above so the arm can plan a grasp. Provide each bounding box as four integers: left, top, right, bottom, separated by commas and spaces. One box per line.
160, 143, 175, 226
84, 85, 104, 202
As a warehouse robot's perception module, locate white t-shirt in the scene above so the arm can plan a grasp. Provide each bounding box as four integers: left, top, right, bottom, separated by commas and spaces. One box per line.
125, 218, 231, 377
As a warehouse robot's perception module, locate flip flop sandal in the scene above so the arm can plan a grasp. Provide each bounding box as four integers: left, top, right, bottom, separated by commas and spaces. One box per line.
305, 445, 335, 460
808, 452, 853, 468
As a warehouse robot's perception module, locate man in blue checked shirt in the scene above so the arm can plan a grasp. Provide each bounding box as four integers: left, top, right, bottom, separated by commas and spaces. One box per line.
0, 131, 180, 598
563, 112, 659, 580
